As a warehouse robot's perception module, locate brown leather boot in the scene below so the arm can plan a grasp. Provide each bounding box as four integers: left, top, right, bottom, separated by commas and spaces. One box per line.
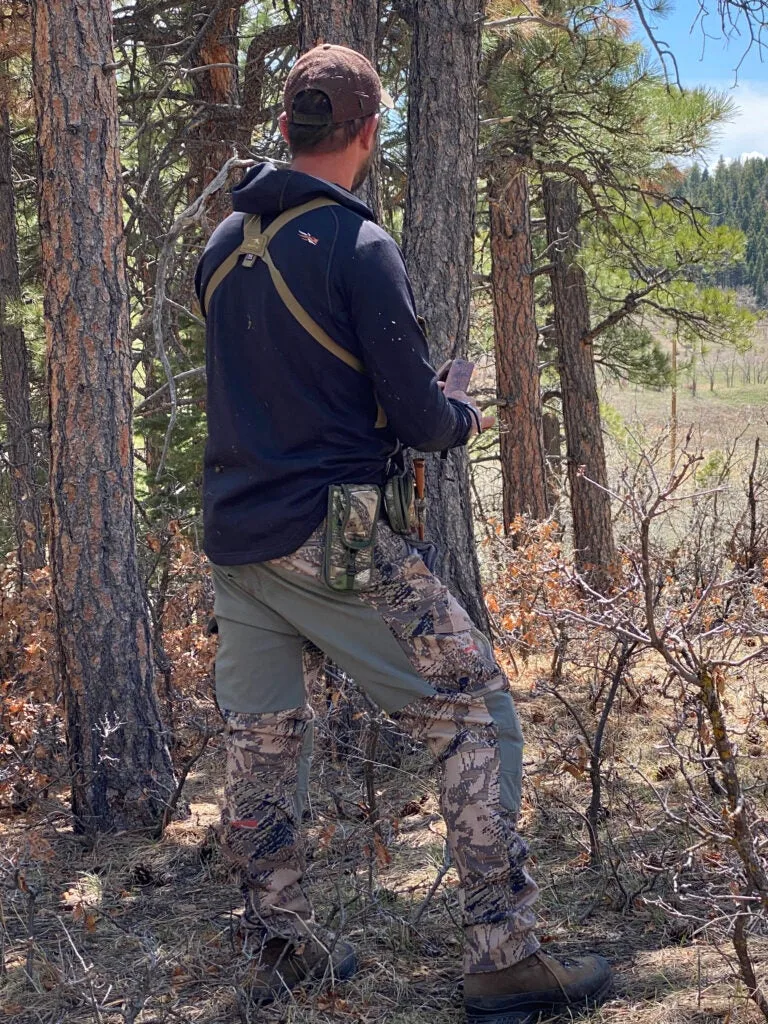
464, 950, 612, 1023
244, 935, 357, 1005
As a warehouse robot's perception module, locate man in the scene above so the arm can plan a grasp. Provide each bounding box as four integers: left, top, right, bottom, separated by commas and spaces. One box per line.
195, 43, 612, 1024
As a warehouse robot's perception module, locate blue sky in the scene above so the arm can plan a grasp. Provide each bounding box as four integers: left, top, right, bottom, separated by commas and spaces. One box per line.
637, 2, 768, 162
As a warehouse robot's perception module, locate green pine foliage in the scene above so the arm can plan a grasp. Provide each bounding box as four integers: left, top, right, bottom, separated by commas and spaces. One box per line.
482, 2, 754, 386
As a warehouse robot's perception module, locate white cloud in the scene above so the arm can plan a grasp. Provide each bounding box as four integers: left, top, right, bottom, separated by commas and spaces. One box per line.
699, 80, 768, 164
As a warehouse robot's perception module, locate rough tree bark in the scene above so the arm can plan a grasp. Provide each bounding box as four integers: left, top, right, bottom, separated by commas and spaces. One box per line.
31, 0, 176, 832
542, 176, 616, 581
402, 0, 489, 631
0, 101, 45, 579
542, 409, 562, 509
299, 0, 379, 63
298, 0, 382, 219
488, 159, 548, 529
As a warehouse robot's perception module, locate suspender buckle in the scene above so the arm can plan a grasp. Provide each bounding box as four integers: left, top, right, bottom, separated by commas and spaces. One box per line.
240, 235, 267, 267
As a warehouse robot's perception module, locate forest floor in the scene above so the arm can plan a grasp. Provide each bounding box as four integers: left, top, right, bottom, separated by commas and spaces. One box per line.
2, 645, 767, 1024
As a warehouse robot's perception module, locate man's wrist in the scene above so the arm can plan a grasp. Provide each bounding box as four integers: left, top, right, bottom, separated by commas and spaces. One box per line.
455, 400, 481, 437
465, 403, 482, 436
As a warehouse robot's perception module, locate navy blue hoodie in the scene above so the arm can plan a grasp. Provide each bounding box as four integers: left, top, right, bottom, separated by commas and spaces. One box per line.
195, 162, 472, 565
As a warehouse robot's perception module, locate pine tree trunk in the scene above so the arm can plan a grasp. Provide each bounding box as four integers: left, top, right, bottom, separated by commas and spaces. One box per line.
189, 2, 243, 231
402, 0, 489, 631
0, 102, 45, 580
298, 0, 382, 219
488, 160, 548, 529
542, 177, 615, 582
299, 0, 379, 63
31, 0, 177, 832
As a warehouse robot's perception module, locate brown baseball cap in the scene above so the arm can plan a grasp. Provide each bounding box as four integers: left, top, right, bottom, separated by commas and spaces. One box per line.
284, 43, 394, 126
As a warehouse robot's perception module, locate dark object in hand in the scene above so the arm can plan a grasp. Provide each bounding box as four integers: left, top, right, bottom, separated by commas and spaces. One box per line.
439, 358, 475, 396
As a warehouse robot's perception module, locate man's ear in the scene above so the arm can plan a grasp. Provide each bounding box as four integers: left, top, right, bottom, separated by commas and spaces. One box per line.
361, 113, 379, 151
278, 111, 290, 144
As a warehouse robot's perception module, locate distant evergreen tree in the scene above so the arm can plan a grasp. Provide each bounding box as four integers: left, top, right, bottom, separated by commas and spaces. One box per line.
681, 156, 768, 306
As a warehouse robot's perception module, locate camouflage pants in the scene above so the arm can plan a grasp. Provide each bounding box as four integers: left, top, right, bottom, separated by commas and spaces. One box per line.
213, 522, 539, 974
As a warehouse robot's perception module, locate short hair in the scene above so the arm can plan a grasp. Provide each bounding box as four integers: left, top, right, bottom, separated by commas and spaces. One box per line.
287, 89, 372, 156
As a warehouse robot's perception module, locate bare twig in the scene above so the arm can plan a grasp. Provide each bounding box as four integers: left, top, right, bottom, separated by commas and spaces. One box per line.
151, 156, 255, 478
158, 727, 222, 837
411, 847, 452, 927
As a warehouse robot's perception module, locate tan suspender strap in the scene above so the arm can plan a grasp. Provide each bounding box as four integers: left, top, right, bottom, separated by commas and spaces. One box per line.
261, 246, 386, 426
259, 196, 338, 245
259, 248, 365, 375
202, 198, 337, 316
203, 245, 244, 317
202, 198, 387, 428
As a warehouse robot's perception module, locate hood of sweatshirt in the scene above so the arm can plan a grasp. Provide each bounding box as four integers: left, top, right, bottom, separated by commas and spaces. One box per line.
231, 161, 375, 221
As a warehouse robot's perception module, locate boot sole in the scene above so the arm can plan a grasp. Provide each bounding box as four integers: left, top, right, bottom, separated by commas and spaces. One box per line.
466, 974, 613, 1024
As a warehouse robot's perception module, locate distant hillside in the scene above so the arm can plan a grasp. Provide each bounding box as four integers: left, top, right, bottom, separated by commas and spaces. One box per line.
679, 156, 768, 307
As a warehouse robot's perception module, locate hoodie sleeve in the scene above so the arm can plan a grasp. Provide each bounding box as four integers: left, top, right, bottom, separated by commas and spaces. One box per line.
342, 228, 473, 452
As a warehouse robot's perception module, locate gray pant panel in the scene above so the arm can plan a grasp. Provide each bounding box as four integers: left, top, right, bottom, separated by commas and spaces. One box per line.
213, 560, 435, 715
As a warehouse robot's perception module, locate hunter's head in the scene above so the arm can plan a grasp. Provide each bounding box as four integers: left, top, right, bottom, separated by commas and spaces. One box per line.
279, 44, 393, 192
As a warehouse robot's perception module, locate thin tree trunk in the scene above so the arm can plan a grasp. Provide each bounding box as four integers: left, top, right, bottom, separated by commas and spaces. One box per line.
542, 176, 615, 581
402, 0, 489, 631
188, 2, 244, 231
488, 160, 548, 528
0, 102, 45, 580
542, 409, 562, 509
298, 0, 382, 220
31, 0, 176, 832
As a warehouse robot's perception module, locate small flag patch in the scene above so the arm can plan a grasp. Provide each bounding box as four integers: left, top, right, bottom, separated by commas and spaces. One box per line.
298, 230, 319, 245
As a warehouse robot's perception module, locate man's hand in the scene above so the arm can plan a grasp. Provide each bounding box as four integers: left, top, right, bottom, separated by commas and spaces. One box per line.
442, 385, 495, 436
472, 411, 497, 436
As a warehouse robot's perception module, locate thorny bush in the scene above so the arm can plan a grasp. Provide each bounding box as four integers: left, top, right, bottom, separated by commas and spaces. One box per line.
0, 562, 60, 813
485, 434, 768, 1018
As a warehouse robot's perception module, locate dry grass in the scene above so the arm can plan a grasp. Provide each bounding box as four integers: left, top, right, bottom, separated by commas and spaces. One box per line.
602, 323, 768, 466
2, 652, 767, 1024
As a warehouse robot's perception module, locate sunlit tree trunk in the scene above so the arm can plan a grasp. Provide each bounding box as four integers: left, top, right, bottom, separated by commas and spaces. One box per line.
543, 176, 615, 583
31, 0, 176, 832
0, 101, 45, 580
188, 2, 244, 231
488, 159, 548, 529
402, 0, 489, 631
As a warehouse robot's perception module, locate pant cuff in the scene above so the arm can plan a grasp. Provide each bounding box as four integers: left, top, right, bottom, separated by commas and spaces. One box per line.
242, 907, 316, 942
464, 924, 540, 974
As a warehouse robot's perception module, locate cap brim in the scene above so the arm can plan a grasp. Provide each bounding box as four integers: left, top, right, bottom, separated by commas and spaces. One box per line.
380, 87, 394, 110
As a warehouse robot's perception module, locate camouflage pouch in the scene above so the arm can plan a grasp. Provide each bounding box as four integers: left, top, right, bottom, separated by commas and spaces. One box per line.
323, 484, 382, 592
383, 469, 415, 535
